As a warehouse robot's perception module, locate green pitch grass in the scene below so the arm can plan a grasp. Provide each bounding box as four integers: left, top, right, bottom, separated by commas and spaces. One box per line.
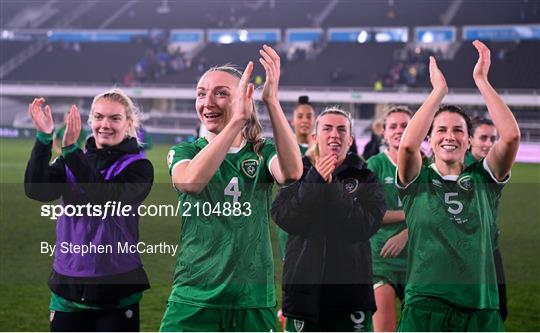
0, 139, 538, 331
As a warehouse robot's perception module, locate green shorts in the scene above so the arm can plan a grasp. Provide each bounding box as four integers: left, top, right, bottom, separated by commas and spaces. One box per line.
159, 301, 278, 332
286, 311, 373, 332
373, 270, 406, 300
397, 298, 504, 332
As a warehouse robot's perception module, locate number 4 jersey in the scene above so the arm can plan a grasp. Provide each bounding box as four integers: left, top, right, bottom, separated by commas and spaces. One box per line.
166, 137, 277, 308
396, 159, 508, 310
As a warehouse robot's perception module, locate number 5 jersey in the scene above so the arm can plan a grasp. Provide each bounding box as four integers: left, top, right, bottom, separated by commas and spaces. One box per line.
396, 159, 508, 310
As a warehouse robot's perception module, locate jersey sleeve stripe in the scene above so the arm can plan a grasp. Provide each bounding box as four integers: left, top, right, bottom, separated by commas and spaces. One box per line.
267, 154, 278, 179
482, 158, 511, 184
394, 167, 420, 190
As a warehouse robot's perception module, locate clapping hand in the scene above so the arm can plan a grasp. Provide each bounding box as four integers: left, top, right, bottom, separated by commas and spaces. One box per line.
62, 105, 81, 147
28, 97, 54, 134
230, 62, 255, 125
429, 56, 448, 94
472, 40, 491, 84
259, 44, 281, 105
315, 155, 337, 183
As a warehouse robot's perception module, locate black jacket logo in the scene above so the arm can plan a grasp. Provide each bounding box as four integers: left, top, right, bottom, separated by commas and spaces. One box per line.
344, 178, 359, 194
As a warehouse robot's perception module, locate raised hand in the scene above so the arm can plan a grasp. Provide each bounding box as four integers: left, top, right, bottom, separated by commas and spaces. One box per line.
28, 97, 54, 133
315, 154, 337, 183
259, 44, 281, 104
429, 56, 448, 94
62, 105, 81, 147
230, 61, 255, 125
473, 40, 491, 84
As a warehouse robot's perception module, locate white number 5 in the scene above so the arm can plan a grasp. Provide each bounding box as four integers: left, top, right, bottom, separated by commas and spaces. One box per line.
224, 177, 241, 203
444, 192, 463, 215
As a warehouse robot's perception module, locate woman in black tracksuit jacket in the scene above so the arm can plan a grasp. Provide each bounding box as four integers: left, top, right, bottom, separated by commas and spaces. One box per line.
271, 107, 386, 332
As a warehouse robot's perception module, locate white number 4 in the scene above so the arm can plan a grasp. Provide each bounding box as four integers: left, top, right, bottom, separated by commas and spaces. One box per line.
224, 177, 241, 203
444, 192, 463, 215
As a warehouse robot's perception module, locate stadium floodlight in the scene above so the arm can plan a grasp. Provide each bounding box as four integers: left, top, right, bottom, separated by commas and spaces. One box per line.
239, 30, 248, 42
218, 34, 234, 44
357, 30, 368, 43
375, 32, 391, 42
421, 32, 434, 43
1, 30, 13, 40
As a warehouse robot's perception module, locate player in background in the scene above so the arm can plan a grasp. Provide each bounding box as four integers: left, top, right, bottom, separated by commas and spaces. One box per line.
396, 40, 520, 331
160, 45, 302, 332
466, 117, 508, 321
367, 106, 412, 331
272, 107, 386, 332
292, 95, 317, 155
465, 117, 497, 165
25, 89, 154, 331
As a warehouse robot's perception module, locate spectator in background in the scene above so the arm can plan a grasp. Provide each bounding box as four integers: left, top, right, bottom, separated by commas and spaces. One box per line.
374, 79, 383, 91
363, 118, 384, 160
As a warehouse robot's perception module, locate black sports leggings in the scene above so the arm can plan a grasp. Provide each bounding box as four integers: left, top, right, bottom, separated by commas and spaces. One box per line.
50, 302, 139, 332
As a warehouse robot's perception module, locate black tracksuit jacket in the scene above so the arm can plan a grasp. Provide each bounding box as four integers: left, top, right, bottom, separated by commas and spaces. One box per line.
271, 153, 386, 322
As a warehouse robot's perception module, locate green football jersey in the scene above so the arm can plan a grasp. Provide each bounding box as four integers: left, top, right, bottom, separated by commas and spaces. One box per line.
464, 151, 501, 249
464, 151, 477, 167
397, 160, 507, 310
367, 151, 407, 274
166, 137, 277, 308
299, 143, 309, 155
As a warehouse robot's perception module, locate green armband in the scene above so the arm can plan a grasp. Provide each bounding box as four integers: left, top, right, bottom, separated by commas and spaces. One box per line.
36, 131, 53, 145
61, 144, 79, 157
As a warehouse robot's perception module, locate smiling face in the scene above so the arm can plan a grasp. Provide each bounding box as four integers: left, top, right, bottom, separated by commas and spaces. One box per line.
470, 124, 497, 160
195, 70, 239, 134
91, 100, 132, 149
292, 105, 316, 137
429, 111, 470, 164
384, 111, 410, 151
315, 113, 353, 163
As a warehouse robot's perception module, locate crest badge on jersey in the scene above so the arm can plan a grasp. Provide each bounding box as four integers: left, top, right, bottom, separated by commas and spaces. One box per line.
167, 149, 175, 169
458, 175, 473, 191
350, 310, 366, 331
293, 319, 305, 332
241, 159, 259, 178
344, 178, 359, 194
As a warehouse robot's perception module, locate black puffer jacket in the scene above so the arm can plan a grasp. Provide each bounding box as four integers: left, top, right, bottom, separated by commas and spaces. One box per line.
271, 153, 386, 322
